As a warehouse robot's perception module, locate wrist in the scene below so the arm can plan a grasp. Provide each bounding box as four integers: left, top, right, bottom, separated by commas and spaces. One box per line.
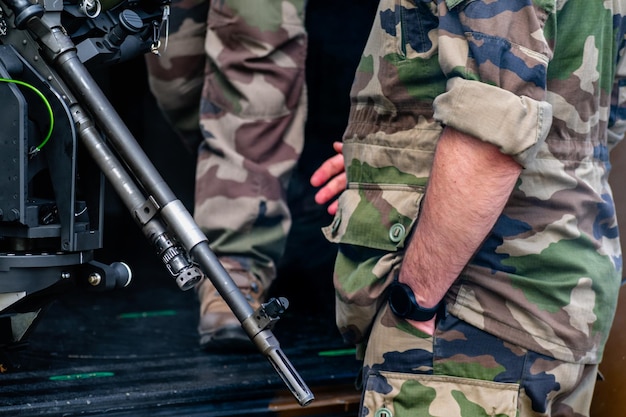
388, 281, 442, 322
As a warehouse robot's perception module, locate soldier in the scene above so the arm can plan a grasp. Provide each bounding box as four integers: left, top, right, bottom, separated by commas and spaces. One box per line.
145, 0, 307, 351
311, 0, 626, 416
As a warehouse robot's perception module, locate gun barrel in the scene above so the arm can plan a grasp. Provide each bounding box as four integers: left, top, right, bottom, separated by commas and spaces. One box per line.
265, 340, 315, 406
188, 241, 314, 406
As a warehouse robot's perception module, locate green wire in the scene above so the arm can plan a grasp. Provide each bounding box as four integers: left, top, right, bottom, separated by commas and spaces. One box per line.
0, 77, 54, 151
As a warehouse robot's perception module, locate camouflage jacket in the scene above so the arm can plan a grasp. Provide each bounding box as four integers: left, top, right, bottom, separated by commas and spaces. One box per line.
324, 0, 626, 363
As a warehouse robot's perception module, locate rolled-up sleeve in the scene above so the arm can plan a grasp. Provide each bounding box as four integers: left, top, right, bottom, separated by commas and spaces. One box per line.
432, 0, 555, 166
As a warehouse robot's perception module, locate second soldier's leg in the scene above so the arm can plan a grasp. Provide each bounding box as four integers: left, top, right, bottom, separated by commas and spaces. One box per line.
144, 0, 207, 152
194, 0, 307, 351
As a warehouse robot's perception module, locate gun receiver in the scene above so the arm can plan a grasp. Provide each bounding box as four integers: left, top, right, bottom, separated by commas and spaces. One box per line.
0, 0, 314, 406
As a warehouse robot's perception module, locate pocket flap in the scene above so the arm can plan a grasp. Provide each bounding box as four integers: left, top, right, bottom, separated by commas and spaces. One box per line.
323, 187, 424, 252
364, 371, 519, 417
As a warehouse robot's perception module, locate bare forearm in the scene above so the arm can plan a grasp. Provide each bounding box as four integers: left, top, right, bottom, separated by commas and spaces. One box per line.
399, 127, 522, 330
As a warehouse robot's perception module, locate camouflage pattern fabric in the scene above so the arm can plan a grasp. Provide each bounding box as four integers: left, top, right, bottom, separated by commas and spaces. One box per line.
361, 307, 599, 417
145, 0, 208, 152
323, 0, 626, 401
146, 0, 307, 287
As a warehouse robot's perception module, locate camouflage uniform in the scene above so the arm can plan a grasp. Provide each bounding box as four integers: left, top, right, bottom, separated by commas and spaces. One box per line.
323, 0, 626, 415
145, 0, 307, 289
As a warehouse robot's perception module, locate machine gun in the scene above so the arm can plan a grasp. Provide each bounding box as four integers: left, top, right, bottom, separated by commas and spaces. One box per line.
0, 0, 314, 407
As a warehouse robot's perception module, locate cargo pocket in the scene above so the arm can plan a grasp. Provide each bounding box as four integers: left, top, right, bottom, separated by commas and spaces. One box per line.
362, 371, 519, 417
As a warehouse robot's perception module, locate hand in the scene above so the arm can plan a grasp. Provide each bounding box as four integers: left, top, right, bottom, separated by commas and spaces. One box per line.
310, 141, 346, 215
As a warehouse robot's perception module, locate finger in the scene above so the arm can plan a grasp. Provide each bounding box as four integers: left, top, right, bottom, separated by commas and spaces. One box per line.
310, 142, 344, 186
314, 172, 347, 205
327, 200, 339, 216
310, 153, 345, 187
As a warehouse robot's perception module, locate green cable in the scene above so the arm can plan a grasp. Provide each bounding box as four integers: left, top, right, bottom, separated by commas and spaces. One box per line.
0, 77, 54, 152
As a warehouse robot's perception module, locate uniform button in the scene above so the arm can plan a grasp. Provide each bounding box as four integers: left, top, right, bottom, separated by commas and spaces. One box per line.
389, 223, 405, 243
375, 407, 393, 417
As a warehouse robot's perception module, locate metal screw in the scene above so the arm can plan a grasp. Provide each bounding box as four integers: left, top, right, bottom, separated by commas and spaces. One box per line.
88, 273, 101, 286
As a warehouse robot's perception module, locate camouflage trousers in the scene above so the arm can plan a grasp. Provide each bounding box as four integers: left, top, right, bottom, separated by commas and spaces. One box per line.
361, 305, 598, 417
145, 0, 308, 287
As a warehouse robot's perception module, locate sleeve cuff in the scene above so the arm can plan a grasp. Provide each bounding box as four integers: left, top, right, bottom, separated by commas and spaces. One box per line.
433, 78, 552, 167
